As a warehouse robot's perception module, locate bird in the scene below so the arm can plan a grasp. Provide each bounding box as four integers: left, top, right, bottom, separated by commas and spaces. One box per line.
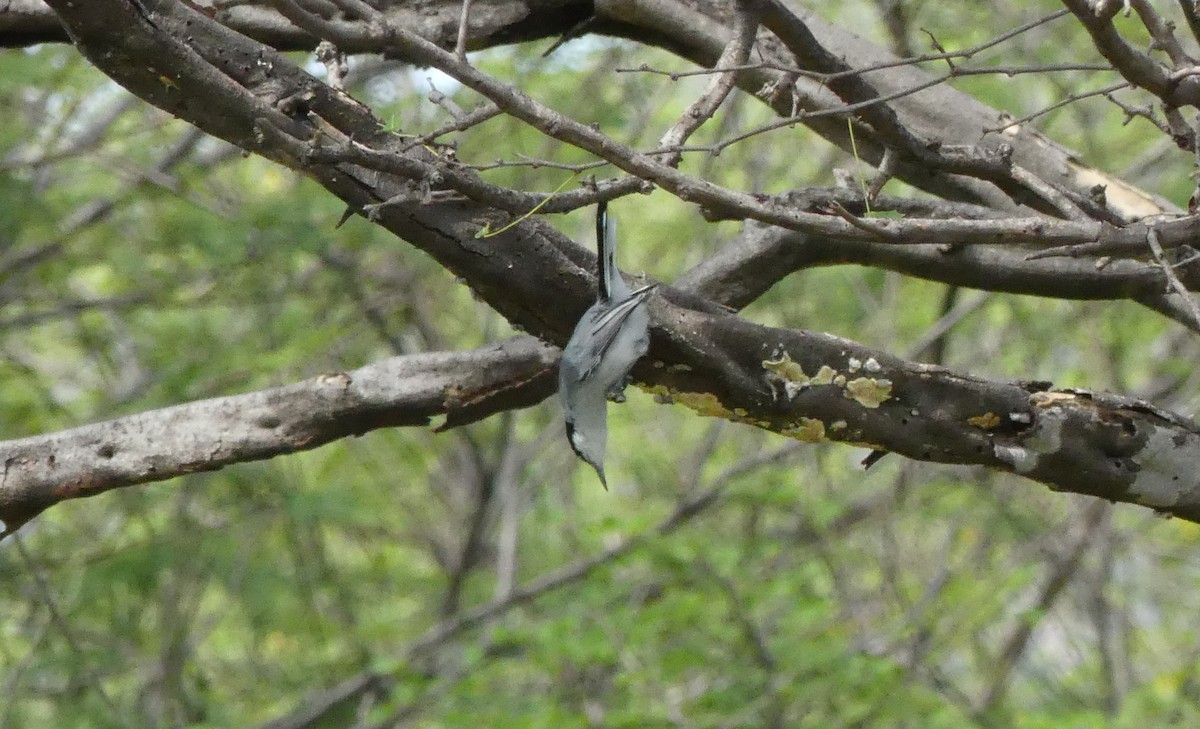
558, 202, 655, 488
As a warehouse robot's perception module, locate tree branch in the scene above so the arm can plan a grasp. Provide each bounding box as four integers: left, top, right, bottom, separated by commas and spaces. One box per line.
0, 338, 558, 535
1062, 0, 1200, 109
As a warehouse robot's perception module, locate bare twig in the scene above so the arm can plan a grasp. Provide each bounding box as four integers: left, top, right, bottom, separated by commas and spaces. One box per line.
656, 2, 760, 166
1147, 227, 1200, 329
1009, 165, 1088, 221
1129, 0, 1194, 67
467, 155, 608, 173
425, 77, 467, 121
396, 103, 503, 153
1062, 0, 1200, 108
905, 290, 992, 361
825, 201, 900, 240
975, 501, 1109, 714
453, 0, 473, 61
866, 147, 900, 206
13, 535, 122, 717
1179, 0, 1200, 46
983, 81, 1132, 133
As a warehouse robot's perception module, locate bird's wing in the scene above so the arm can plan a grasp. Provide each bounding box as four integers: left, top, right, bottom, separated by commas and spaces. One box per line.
575, 285, 655, 380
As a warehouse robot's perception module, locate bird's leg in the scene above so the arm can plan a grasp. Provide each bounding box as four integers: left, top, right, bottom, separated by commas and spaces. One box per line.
606, 376, 632, 403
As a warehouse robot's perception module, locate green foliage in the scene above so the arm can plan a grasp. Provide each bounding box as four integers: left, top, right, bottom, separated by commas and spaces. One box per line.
5, 4, 1200, 728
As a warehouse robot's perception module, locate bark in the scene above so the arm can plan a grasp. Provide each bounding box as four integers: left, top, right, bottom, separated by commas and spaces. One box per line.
0, 339, 558, 534
1, 0, 1169, 217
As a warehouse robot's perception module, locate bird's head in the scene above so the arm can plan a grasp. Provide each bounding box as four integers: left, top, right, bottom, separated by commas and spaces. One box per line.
565, 419, 608, 490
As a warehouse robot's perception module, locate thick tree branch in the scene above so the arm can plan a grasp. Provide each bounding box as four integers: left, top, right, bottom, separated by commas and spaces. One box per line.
221, 0, 1200, 268
0, 339, 558, 536
4, 0, 1175, 220
676, 218, 1200, 309
8, 271, 1200, 535
0, 0, 592, 50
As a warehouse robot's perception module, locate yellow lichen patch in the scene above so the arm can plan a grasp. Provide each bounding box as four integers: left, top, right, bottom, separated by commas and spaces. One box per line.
674, 391, 729, 417
844, 378, 893, 408
967, 412, 1001, 429
643, 384, 672, 396
762, 351, 809, 383
811, 365, 838, 385
782, 418, 827, 443
643, 385, 737, 420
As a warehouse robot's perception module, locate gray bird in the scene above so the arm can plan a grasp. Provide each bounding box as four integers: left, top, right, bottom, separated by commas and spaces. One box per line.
558, 202, 655, 488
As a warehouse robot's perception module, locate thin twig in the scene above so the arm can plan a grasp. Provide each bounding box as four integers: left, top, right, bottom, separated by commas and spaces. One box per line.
984, 82, 1132, 132
396, 103, 502, 153
624, 7, 1076, 84
1129, 0, 1193, 67
655, 1, 760, 166
826, 201, 900, 240
13, 535, 122, 717
1147, 227, 1200, 329
1010, 165, 1088, 221
454, 0, 473, 61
